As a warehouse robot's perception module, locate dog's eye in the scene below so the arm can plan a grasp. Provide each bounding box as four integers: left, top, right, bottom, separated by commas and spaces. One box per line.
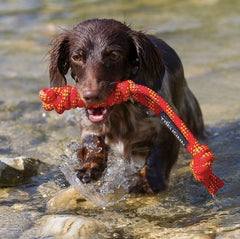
109, 51, 120, 61
72, 50, 84, 62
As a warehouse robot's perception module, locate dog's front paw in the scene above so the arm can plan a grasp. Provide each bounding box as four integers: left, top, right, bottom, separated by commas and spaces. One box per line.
76, 156, 106, 183
75, 135, 107, 184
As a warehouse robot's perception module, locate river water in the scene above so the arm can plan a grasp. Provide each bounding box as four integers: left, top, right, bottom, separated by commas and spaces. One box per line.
0, 0, 240, 238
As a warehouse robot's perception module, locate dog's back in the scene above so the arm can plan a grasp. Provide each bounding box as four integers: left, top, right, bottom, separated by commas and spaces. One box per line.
148, 36, 204, 136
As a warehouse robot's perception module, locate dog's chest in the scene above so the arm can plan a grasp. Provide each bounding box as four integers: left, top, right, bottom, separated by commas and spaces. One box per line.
103, 102, 163, 156
79, 102, 164, 157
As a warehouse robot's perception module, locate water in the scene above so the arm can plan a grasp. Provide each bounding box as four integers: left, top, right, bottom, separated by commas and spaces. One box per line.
0, 0, 240, 238
61, 140, 139, 207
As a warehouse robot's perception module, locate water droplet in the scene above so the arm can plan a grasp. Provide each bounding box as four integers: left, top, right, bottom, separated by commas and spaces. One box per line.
60, 141, 140, 207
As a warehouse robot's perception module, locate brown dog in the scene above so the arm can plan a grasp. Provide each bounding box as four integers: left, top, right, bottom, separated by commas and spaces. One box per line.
49, 18, 204, 194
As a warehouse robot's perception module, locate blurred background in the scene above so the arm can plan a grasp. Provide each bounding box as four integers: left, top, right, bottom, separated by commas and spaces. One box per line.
0, 0, 239, 238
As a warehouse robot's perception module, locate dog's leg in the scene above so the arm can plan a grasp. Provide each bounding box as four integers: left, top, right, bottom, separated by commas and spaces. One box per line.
75, 135, 108, 183
130, 134, 179, 194
145, 139, 179, 193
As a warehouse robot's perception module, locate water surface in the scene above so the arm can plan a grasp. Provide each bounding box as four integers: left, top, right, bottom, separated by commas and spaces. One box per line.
0, 0, 239, 238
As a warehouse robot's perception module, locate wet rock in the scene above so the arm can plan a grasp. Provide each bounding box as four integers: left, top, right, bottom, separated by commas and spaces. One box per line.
47, 187, 96, 213
0, 156, 43, 187
40, 215, 106, 238
37, 181, 61, 199
0, 187, 29, 203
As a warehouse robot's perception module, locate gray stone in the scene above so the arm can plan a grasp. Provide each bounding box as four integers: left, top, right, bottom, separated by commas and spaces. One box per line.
0, 156, 43, 187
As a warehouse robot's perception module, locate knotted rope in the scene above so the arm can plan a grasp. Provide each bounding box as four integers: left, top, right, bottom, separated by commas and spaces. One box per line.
39, 80, 224, 195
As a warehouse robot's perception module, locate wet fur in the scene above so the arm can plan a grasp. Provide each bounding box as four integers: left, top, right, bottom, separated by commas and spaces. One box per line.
49, 19, 204, 193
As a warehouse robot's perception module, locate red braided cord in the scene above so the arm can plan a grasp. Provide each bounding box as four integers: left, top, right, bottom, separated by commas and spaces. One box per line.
39, 80, 224, 194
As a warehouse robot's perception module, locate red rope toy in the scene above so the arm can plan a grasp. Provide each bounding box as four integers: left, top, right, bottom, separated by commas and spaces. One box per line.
39, 80, 224, 195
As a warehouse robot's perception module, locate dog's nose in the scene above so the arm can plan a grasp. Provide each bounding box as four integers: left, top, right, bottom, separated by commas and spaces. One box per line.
82, 89, 101, 104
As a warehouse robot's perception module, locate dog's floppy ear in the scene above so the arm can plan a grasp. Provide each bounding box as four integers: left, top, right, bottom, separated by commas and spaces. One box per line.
49, 32, 70, 87
129, 31, 165, 90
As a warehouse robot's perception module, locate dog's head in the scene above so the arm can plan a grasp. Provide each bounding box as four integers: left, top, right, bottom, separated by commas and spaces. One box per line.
49, 18, 164, 123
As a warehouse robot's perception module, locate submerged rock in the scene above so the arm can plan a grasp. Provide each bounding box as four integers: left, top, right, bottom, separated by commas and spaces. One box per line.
0, 156, 44, 187
0, 187, 29, 203
47, 187, 95, 213
41, 215, 106, 238
38, 181, 61, 200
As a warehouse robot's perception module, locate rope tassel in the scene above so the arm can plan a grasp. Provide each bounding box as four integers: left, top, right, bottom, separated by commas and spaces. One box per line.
189, 145, 224, 195
39, 80, 224, 195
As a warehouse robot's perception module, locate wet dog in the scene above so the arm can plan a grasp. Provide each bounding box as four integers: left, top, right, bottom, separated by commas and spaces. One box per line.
49, 18, 204, 194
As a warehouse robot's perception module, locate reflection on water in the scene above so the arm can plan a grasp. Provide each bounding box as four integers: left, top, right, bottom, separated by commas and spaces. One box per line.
0, 0, 240, 238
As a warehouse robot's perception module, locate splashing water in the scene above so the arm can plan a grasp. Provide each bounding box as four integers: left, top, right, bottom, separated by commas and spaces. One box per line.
61, 140, 142, 207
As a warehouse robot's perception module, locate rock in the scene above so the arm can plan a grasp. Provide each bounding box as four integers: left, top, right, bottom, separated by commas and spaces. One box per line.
47, 187, 96, 213
0, 187, 29, 203
40, 215, 106, 238
0, 156, 43, 187
37, 181, 61, 199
